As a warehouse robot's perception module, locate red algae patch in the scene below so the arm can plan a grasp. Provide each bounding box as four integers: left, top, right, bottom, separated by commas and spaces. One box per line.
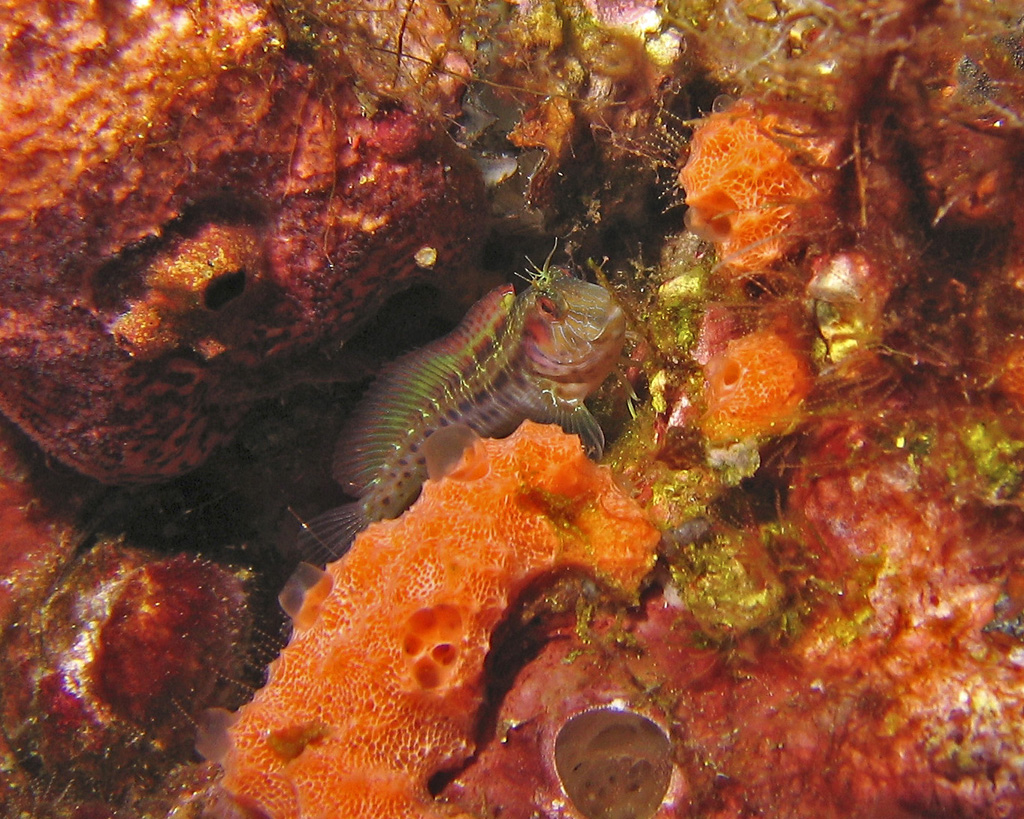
999, 342, 1024, 406
217, 421, 659, 819
701, 329, 812, 441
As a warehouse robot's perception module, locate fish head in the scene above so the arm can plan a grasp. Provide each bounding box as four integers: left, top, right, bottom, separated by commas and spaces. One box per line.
520, 271, 626, 402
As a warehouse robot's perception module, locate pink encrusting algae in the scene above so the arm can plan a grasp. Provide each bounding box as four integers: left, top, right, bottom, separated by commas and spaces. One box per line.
215, 421, 659, 819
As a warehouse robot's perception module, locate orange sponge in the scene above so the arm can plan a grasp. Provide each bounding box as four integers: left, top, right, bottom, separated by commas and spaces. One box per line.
679, 101, 818, 275
702, 330, 812, 441
217, 421, 659, 819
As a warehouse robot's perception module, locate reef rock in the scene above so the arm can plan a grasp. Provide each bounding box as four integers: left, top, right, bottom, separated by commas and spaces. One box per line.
1, 539, 253, 806
0, 415, 100, 811
450, 421, 1024, 818
273, 0, 470, 116
0, 0, 487, 483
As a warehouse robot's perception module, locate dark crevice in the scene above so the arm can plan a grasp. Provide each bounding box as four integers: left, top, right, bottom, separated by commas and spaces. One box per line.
427, 569, 608, 798
204, 269, 247, 310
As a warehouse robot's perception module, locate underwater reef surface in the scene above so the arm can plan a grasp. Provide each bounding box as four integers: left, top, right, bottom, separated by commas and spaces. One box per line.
215, 421, 658, 818
2, 0, 1024, 816
0, 0, 486, 483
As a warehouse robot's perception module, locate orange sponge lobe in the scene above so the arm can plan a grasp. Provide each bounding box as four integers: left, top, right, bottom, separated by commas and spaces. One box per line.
679, 100, 822, 275
702, 330, 812, 441
217, 421, 659, 819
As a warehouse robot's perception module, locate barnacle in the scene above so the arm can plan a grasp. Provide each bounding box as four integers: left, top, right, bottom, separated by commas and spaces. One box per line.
554, 707, 673, 819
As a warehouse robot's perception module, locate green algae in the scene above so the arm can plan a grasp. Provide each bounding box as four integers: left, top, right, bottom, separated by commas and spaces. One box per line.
668, 526, 786, 639
957, 419, 1024, 503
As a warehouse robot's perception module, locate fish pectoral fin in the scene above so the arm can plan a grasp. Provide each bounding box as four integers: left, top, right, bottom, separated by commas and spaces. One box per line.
554, 403, 605, 460
294, 502, 367, 563
423, 423, 481, 481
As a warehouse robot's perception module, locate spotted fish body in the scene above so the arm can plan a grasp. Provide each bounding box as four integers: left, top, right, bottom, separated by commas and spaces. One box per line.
299, 268, 626, 559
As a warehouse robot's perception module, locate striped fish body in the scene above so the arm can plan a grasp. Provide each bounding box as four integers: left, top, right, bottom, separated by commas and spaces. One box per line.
300, 270, 626, 558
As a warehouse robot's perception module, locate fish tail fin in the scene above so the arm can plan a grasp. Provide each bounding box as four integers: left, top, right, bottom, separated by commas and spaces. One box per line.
294, 502, 367, 563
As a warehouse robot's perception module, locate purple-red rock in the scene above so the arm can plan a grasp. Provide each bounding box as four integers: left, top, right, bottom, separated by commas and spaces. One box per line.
448, 422, 1024, 818
273, 0, 471, 116
446, 628, 687, 819
893, 18, 1024, 228
1, 541, 253, 802
0, 415, 100, 812
0, 416, 93, 631
0, 0, 487, 483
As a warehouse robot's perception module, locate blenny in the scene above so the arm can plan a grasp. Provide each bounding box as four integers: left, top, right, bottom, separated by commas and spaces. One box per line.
298, 266, 627, 559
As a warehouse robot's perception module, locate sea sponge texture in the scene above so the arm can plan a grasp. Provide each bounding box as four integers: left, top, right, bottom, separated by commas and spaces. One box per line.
702, 330, 812, 441
218, 421, 659, 819
679, 100, 817, 274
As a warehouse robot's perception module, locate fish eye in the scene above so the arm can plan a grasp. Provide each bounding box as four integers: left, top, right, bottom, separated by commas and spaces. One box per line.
537, 295, 559, 318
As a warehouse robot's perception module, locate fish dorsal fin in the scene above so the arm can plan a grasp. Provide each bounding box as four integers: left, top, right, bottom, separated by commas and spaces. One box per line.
332, 284, 516, 493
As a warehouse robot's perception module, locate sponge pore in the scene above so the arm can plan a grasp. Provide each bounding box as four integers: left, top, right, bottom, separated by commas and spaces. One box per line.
702, 330, 812, 441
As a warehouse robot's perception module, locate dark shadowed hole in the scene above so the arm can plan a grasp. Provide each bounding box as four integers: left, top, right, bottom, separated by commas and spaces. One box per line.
685, 189, 739, 243
432, 643, 458, 665
204, 269, 246, 310
428, 571, 590, 800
